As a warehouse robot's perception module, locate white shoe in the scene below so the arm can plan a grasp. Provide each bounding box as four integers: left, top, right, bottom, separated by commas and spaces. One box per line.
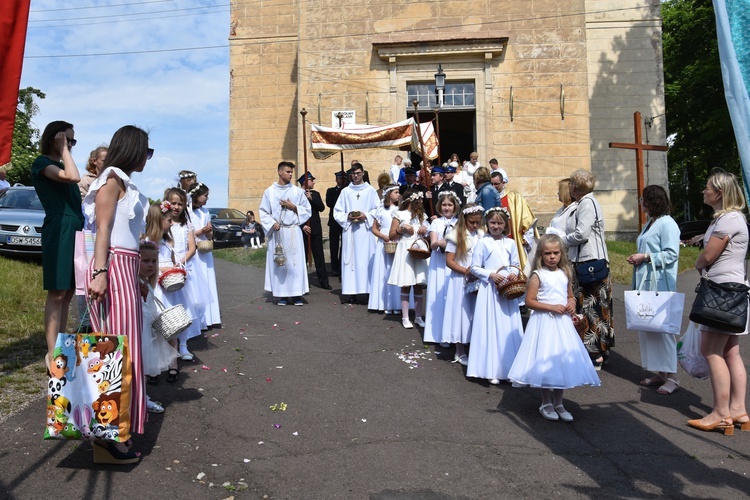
489, 378, 500, 385
179, 345, 194, 361
414, 317, 425, 327
539, 404, 559, 421
147, 400, 165, 414
384, 310, 391, 315
402, 318, 414, 329
439, 342, 450, 348
452, 354, 468, 366
554, 405, 574, 422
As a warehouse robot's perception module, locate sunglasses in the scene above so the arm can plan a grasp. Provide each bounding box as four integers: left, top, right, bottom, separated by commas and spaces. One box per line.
66, 138, 77, 147
147, 148, 154, 160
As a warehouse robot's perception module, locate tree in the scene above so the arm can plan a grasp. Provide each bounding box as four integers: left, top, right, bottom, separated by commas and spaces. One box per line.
663, 0, 740, 221
8, 87, 45, 186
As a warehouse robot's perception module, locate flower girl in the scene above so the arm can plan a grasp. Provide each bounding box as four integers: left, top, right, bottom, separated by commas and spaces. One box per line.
368, 185, 401, 314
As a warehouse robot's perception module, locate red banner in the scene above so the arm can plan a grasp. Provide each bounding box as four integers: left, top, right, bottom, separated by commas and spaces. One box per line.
0, 0, 31, 166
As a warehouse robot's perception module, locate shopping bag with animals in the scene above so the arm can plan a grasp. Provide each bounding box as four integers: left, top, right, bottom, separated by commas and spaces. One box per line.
44, 331, 132, 442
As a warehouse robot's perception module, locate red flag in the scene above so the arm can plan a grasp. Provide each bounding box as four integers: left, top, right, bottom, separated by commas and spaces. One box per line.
0, 0, 31, 166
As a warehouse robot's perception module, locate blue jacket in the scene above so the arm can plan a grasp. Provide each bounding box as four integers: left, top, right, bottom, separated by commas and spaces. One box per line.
475, 182, 500, 212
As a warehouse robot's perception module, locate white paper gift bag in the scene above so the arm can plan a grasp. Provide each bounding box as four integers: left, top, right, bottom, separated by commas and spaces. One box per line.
624, 261, 685, 334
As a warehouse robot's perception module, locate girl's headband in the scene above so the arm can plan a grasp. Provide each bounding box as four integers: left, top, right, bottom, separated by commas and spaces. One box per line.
179, 172, 196, 179
485, 206, 510, 218
160, 200, 172, 213
187, 182, 204, 197
139, 238, 158, 249
407, 191, 424, 202
382, 185, 399, 198
437, 190, 461, 205
462, 205, 483, 215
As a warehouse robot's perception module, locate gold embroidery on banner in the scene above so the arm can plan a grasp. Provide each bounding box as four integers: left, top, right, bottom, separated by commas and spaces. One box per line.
311, 125, 412, 146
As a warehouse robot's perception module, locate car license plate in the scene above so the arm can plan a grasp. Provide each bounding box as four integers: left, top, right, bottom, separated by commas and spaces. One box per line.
235, 231, 242, 237
7, 236, 41, 246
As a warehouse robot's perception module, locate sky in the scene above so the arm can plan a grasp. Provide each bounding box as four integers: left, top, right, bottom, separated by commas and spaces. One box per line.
20, 0, 231, 206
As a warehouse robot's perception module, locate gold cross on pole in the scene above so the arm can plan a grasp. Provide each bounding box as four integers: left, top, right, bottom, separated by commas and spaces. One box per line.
609, 111, 668, 229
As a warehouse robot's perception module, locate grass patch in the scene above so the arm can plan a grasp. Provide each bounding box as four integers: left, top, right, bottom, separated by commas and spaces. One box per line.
607, 241, 701, 285
0, 256, 49, 421
213, 246, 267, 268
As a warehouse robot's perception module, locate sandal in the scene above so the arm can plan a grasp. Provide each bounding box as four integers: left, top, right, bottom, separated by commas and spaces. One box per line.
166, 368, 179, 383
730, 413, 750, 431
639, 376, 665, 387
656, 378, 680, 395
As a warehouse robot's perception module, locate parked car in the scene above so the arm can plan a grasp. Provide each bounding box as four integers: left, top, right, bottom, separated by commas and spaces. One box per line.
208, 208, 246, 247
0, 185, 45, 256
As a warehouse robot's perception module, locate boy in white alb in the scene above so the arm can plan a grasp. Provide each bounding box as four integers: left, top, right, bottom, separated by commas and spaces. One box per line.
259, 161, 312, 306
333, 162, 379, 303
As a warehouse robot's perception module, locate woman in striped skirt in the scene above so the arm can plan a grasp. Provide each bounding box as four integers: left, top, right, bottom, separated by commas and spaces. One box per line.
84, 125, 152, 465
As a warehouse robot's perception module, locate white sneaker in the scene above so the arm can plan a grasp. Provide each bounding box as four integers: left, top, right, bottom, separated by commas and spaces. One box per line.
147, 400, 165, 414
384, 310, 391, 315
414, 317, 425, 327
402, 318, 414, 329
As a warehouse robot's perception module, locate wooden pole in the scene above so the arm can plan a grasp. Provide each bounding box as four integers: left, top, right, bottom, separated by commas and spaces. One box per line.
434, 105, 441, 168
300, 108, 312, 268
412, 99, 433, 217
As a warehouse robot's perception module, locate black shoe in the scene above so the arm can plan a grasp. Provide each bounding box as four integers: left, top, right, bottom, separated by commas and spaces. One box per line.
347, 296, 357, 304
146, 375, 159, 385
321, 283, 332, 290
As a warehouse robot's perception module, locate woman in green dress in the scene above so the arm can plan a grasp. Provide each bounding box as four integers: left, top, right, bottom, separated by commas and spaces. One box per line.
31, 121, 83, 367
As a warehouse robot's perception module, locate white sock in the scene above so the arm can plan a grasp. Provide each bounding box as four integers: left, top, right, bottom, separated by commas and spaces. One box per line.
401, 293, 410, 320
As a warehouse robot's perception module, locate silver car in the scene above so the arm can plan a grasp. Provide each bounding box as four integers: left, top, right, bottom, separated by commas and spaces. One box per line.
0, 186, 45, 256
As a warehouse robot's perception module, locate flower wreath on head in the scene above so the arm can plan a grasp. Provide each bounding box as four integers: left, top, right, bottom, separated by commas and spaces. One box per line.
187, 182, 204, 197
160, 200, 172, 213
139, 237, 158, 249
462, 205, 483, 215
382, 185, 399, 199
485, 206, 510, 218
407, 191, 424, 202
437, 190, 461, 205
179, 171, 196, 180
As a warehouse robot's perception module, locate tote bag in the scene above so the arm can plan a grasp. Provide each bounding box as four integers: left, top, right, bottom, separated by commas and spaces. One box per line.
44, 316, 132, 442
624, 260, 685, 334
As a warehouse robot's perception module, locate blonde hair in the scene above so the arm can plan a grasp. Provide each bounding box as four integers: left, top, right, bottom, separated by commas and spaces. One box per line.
484, 207, 509, 235
138, 240, 159, 286
558, 178, 572, 206
569, 169, 595, 195
399, 190, 425, 224
454, 203, 482, 260
86, 146, 108, 175
530, 234, 573, 282
144, 203, 172, 244
473, 166, 491, 185
708, 170, 747, 217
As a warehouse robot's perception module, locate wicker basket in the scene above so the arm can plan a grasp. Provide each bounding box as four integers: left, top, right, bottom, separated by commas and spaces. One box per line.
384, 241, 398, 254
158, 267, 187, 292
196, 239, 214, 253
152, 297, 192, 340
407, 238, 431, 260
495, 265, 527, 300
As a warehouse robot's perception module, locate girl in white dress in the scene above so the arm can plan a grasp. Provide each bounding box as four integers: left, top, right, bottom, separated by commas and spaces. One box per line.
188, 182, 222, 328
368, 186, 401, 314
508, 234, 601, 421
138, 239, 178, 410
442, 204, 484, 364
466, 207, 524, 384
423, 192, 460, 343
147, 196, 202, 363
387, 190, 430, 329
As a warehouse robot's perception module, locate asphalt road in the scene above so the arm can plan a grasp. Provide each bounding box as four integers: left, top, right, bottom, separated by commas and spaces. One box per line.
0, 258, 748, 499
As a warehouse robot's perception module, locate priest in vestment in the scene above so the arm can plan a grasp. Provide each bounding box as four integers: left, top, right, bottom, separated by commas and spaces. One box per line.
492, 168, 538, 271
260, 161, 312, 306
333, 162, 380, 303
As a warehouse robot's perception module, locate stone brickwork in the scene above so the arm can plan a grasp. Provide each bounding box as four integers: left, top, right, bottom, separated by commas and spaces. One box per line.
229, 0, 666, 236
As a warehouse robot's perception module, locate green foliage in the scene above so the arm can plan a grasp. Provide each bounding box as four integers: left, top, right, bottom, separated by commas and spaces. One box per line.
663, 0, 741, 221
213, 246, 267, 268
7, 87, 45, 186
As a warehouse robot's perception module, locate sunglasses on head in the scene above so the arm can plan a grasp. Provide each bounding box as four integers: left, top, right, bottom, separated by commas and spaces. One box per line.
147, 148, 154, 160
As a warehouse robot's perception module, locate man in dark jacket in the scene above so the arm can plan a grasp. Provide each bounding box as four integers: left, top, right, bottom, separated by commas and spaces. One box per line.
325, 171, 347, 277
300, 172, 331, 290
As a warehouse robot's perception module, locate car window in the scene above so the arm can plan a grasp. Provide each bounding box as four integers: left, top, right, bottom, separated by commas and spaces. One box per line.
0, 190, 42, 210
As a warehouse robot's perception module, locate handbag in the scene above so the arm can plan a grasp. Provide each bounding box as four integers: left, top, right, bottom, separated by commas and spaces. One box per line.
74, 229, 96, 296
689, 276, 749, 333
677, 321, 709, 379
624, 260, 685, 334
151, 292, 192, 340
574, 198, 609, 284
44, 309, 132, 442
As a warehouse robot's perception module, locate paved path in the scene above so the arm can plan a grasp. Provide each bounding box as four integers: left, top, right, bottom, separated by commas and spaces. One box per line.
1, 259, 749, 499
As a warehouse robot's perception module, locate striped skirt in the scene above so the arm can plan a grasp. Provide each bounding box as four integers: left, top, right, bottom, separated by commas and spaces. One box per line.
85, 247, 146, 434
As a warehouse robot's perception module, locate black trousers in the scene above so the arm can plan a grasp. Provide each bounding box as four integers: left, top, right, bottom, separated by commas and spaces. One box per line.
304, 232, 329, 287
328, 225, 342, 275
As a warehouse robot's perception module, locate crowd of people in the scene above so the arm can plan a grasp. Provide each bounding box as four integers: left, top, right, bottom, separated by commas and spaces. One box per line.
29, 124, 749, 465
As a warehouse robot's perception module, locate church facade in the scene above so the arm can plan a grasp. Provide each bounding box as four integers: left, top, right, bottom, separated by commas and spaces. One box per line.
228, 0, 667, 237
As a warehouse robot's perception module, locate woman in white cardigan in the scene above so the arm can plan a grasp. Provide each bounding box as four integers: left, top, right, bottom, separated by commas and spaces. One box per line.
626, 185, 681, 394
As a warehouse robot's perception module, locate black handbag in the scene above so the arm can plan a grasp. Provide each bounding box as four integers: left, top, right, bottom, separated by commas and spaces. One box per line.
574, 198, 609, 284
576, 259, 609, 284
689, 278, 749, 333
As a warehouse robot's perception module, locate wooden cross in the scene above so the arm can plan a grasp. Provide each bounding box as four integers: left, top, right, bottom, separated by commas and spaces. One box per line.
356, 193, 360, 200
609, 111, 669, 228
